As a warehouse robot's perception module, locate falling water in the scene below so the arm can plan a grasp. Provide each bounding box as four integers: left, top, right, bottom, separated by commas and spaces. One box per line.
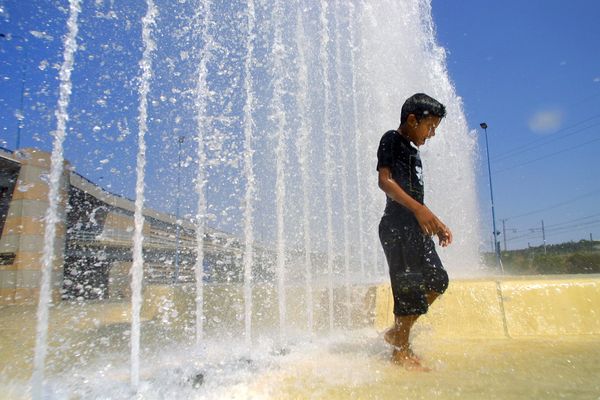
318, 0, 335, 333
130, 0, 157, 391
359, 1, 383, 279
272, 0, 289, 345
294, 3, 314, 335
10, 1, 485, 395
348, 2, 366, 278
30, 1, 80, 399
332, 0, 353, 326
192, 0, 212, 347
242, 0, 257, 347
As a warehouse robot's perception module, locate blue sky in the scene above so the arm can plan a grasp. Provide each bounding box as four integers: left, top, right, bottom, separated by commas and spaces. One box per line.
432, 0, 600, 250
0, 1, 598, 251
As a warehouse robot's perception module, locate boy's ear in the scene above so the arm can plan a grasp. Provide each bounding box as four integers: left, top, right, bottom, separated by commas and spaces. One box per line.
406, 114, 418, 127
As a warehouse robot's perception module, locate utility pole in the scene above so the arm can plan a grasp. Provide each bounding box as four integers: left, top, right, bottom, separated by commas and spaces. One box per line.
541, 219, 547, 254
480, 122, 503, 272
501, 219, 507, 251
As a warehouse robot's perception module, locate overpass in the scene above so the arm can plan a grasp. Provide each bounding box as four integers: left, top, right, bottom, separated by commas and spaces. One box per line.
0, 147, 272, 304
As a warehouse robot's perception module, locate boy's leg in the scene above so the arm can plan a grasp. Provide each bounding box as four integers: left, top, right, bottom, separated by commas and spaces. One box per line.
379, 222, 445, 369
385, 290, 441, 369
425, 291, 440, 306
384, 314, 418, 349
386, 316, 427, 370
384, 290, 439, 348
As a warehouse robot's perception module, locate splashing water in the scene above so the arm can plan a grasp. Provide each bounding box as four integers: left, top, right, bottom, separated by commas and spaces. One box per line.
318, 0, 336, 334
294, 3, 315, 335
242, 0, 257, 347
332, 0, 353, 326
272, 0, 289, 346
348, 2, 366, 279
192, 0, 213, 347
130, 0, 157, 391
31, 1, 81, 398
21, 0, 481, 395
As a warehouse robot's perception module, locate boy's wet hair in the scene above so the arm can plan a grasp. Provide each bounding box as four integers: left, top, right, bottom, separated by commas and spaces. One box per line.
400, 93, 446, 124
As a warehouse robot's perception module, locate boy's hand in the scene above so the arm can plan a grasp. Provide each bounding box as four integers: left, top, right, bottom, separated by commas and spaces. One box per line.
436, 224, 453, 247
414, 205, 440, 236
414, 205, 453, 246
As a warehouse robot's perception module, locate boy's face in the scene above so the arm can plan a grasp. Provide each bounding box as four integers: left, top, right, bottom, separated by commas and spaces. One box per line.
406, 114, 442, 147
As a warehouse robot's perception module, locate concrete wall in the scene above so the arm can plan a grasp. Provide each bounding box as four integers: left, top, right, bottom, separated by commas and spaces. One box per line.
0, 149, 69, 304
0, 148, 234, 305
375, 274, 600, 337
2, 275, 599, 379
0, 282, 377, 379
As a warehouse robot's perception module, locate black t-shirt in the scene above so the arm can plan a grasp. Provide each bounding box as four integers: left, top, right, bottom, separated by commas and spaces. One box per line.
376, 130, 424, 221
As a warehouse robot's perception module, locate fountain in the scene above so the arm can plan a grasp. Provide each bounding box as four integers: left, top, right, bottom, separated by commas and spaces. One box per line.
2, 0, 597, 399
31, 1, 81, 397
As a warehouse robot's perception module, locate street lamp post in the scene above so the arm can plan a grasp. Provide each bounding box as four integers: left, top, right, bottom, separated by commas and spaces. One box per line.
0, 33, 27, 150
174, 135, 185, 283
480, 122, 503, 272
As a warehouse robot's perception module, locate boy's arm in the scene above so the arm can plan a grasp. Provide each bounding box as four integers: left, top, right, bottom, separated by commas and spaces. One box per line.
378, 167, 452, 246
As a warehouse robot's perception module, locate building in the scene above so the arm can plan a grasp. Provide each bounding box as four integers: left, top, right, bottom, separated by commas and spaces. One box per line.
0, 147, 269, 305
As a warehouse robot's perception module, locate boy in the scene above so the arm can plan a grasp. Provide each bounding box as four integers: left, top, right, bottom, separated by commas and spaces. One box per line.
376, 93, 452, 370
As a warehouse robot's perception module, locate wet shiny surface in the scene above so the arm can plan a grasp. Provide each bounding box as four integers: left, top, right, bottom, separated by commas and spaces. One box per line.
1, 278, 599, 398
3, 326, 599, 399
262, 333, 600, 400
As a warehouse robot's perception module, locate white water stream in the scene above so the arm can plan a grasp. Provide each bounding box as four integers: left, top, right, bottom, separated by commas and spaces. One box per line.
25, 0, 480, 396
31, 1, 81, 398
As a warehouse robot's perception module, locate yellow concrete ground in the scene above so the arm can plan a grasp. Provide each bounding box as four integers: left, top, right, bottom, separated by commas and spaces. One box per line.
262, 274, 600, 399
0, 275, 599, 399
0, 301, 153, 380
376, 274, 600, 338
248, 335, 600, 400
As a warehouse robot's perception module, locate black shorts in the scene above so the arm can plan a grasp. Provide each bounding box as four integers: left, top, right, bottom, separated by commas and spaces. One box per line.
379, 217, 449, 316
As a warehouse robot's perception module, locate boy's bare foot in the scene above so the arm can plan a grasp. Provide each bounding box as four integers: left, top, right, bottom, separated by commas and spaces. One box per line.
391, 348, 431, 372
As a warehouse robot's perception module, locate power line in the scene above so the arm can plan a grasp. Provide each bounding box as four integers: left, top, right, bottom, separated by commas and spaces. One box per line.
505, 219, 600, 243
505, 222, 600, 243
505, 231, 540, 243
545, 220, 600, 234
492, 113, 600, 161
493, 120, 600, 163
494, 135, 600, 174
507, 214, 600, 233
502, 188, 600, 220
506, 215, 600, 233
543, 212, 600, 229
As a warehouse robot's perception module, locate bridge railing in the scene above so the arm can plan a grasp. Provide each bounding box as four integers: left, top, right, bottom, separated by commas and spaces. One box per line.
69, 229, 196, 249
68, 227, 247, 257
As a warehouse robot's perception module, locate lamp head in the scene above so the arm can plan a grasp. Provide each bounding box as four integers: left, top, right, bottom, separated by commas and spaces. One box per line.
480, 122, 488, 129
